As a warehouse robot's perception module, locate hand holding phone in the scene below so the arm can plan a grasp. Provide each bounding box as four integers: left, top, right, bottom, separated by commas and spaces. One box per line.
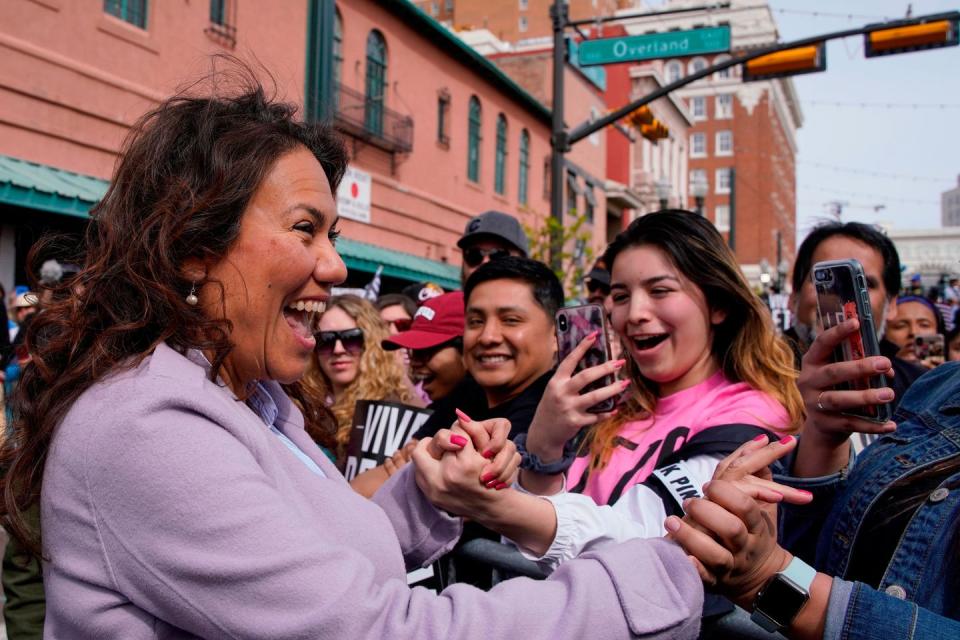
523, 305, 627, 465
914, 334, 945, 369
555, 304, 619, 413
812, 259, 892, 423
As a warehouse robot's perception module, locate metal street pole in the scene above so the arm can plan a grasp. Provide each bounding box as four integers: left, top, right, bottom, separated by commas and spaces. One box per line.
549, 1, 568, 269
728, 167, 736, 252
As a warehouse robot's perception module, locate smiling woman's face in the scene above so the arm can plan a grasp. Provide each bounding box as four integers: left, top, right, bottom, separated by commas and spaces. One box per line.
202, 146, 346, 393
609, 245, 724, 396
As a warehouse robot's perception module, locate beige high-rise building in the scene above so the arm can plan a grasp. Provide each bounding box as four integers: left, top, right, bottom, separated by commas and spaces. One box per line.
942, 175, 960, 226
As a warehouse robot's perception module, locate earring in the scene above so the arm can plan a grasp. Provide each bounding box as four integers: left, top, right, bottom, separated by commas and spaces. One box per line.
186, 282, 199, 306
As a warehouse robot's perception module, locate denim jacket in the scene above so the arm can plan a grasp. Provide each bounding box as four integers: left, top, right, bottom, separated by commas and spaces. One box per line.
777, 361, 960, 640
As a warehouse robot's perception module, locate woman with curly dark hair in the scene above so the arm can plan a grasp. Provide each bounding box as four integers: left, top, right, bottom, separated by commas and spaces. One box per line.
0, 66, 705, 639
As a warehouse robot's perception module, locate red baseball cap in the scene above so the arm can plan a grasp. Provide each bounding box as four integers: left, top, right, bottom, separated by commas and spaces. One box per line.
382, 291, 464, 351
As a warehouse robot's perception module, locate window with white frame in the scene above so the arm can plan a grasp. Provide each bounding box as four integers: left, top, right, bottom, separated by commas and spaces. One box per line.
688, 57, 707, 75
716, 130, 733, 156
689, 169, 707, 194
715, 94, 733, 119
690, 132, 707, 157
519, 16, 528, 32
690, 96, 706, 120
714, 55, 732, 79
666, 61, 682, 83
714, 205, 730, 231
716, 168, 731, 194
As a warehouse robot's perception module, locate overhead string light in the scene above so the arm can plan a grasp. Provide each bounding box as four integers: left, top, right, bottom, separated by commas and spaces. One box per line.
804, 100, 960, 110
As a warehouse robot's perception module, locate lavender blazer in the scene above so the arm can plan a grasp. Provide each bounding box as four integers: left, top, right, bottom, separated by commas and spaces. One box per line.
41, 342, 702, 639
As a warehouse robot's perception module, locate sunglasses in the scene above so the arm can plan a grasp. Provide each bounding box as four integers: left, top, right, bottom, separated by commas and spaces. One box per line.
586, 280, 610, 295
315, 328, 365, 356
389, 318, 413, 333
463, 247, 511, 268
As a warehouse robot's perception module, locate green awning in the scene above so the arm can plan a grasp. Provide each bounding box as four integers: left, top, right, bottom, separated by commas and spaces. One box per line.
0, 154, 460, 289
337, 237, 460, 290
0, 154, 108, 218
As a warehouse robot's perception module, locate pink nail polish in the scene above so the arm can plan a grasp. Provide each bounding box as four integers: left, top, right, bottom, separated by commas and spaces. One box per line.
797, 489, 812, 497
495, 482, 509, 490
621, 379, 631, 388
450, 434, 467, 447
779, 436, 794, 445
480, 471, 496, 483
752, 434, 767, 442
482, 449, 495, 459
485, 479, 499, 488
455, 408, 473, 423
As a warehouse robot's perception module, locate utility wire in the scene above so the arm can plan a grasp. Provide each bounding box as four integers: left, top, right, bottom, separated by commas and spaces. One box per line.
804, 100, 960, 110
798, 161, 954, 184
771, 8, 893, 21
798, 183, 940, 205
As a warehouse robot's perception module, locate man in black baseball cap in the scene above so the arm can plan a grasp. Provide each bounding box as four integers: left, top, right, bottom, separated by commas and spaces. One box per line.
457, 210, 530, 284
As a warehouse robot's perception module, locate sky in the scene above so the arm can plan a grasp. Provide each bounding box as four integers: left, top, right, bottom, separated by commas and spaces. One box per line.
643, 0, 960, 238
766, 0, 960, 237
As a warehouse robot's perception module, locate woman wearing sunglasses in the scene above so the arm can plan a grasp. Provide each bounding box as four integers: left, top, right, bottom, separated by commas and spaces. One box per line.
302, 294, 421, 462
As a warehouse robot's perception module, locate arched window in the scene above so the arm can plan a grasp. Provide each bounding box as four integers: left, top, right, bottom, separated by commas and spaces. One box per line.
713, 54, 732, 79
688, 57, 707, 76
494, 114, 508, 195
332, 11, 343, 107
364, 30, 387, 135
518, 129, 530, 205
467, 96, 482, 182
666, 61, 682, 83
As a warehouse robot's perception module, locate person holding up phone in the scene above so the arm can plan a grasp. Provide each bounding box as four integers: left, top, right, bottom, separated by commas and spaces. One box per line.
886, 295, 947, 369
669, 360, 960, 640
447, 212, 804, 572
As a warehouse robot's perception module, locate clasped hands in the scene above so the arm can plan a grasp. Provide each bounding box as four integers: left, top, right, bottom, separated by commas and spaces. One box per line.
412, 411, 521, 519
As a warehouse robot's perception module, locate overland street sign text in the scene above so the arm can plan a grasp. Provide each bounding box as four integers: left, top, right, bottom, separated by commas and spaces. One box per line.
578, 26, 732, 66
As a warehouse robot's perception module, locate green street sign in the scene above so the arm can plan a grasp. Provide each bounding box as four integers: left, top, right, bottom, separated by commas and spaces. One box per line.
578, 26, 732, 66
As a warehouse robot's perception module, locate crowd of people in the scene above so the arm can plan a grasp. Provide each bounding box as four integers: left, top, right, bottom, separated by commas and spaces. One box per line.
0, 70, 958, 640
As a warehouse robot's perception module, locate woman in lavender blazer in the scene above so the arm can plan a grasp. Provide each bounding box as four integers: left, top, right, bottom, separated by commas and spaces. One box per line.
0, 71, 703, 639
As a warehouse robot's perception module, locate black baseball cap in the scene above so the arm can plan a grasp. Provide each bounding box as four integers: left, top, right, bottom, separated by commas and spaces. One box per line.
457, 210, 529, 256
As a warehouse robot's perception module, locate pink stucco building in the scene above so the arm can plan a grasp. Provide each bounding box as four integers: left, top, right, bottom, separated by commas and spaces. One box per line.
0, 0, 609, 292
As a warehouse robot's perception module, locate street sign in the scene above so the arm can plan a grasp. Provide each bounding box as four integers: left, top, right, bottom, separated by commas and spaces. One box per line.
578, 26, 731, 66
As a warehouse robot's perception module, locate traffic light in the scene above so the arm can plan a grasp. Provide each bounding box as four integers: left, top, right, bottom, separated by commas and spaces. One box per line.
640, 119, 669, 141
865, 14, 959, 57
742, 42, 826, 82
625, 105, 654, 129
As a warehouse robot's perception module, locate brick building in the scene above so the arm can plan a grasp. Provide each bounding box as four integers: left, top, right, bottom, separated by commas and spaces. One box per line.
0, 0, 607, 292
417, 0, 629, 43
439, 0, 802, 285
619, 0, 803, 284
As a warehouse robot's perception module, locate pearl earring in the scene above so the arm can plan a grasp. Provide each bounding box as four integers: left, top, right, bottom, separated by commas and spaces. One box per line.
186, 282, 199, 306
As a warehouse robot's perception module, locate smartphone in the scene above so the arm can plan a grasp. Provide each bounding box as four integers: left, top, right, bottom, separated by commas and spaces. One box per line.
812, 259, 892, 423
915, 334, 945, 361
555, 303, 617, 413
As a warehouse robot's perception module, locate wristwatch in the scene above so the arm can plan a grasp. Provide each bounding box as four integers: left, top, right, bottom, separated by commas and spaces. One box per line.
749, 555, 817, 633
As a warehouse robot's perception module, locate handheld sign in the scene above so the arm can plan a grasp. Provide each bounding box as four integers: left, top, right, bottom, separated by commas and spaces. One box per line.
343, 400, 433, 482
343, 400, 441, 591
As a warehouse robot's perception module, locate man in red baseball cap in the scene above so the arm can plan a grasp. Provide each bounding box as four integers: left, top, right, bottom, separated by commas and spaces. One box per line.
383, 291, 466, 404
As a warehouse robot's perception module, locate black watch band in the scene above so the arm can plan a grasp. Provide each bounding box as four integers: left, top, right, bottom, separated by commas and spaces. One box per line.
515, 432, 577, 474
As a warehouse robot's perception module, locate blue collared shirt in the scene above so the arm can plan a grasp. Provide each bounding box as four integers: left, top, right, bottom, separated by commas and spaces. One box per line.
247, 381, 327, 479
